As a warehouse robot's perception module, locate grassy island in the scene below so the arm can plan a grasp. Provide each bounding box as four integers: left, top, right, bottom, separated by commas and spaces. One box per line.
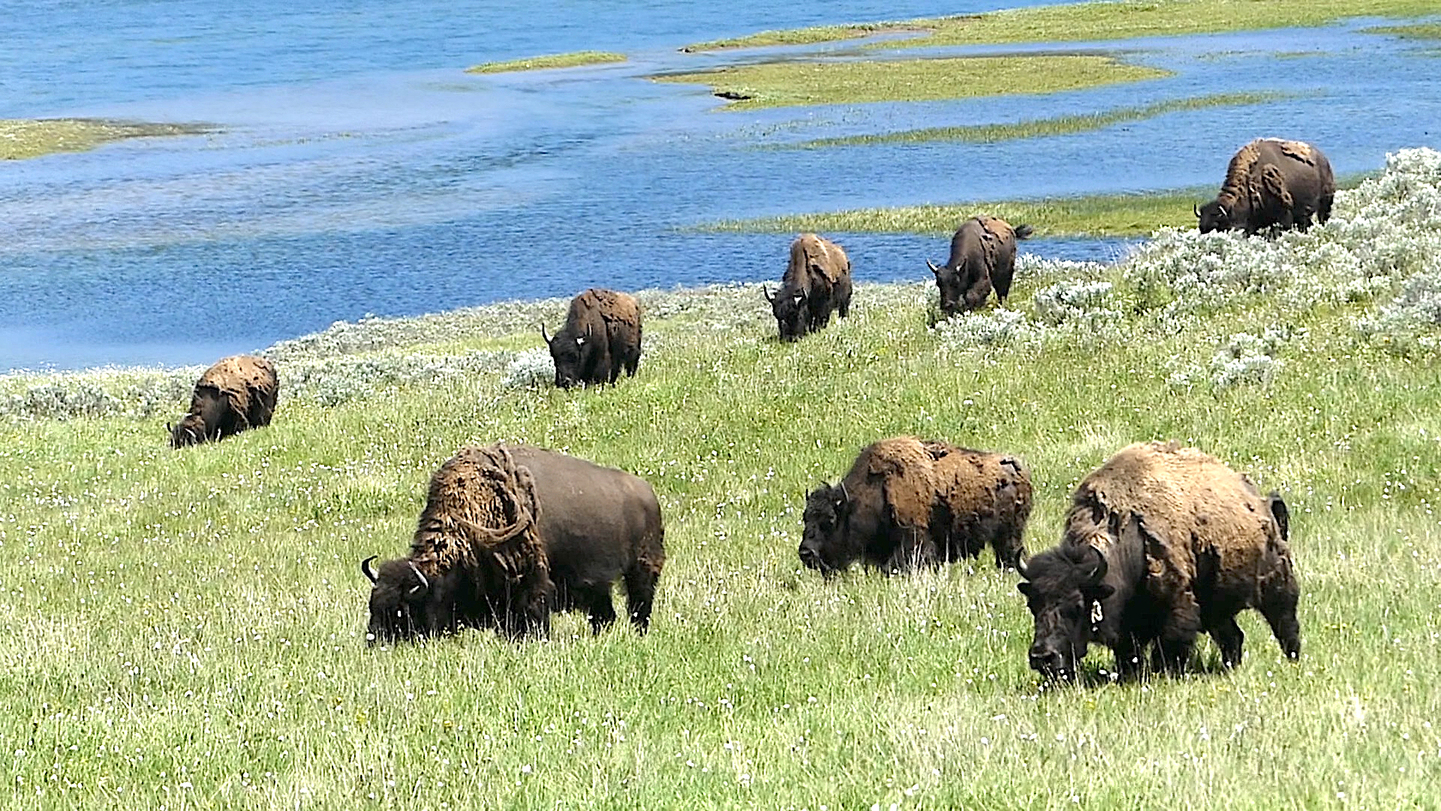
0, 118, 210, 161
467, 51, 628, 74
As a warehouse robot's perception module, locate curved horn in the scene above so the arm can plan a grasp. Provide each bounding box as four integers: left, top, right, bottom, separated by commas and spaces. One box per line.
1193, 203, 1201, 219
838, 480, 849, 504
1087, 545, 1108, 584
926, 259, 942, 276
361, 555, 379, 584
406, 561, 430, 592
762, 284, 776, 303
539, 321, 552, 345
1015, 555, 1031, 580
1216, 203, 1228, 220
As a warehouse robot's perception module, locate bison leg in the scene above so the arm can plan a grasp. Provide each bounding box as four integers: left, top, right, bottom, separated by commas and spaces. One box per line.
1152, 591, 1202, 674
1317, 193, 1334, 225
1111, 636, 1145, 681
624, 562, 662, 634
990, 524, 1025, 571
583, 586, 619, 634
1203, 611, 1246, 668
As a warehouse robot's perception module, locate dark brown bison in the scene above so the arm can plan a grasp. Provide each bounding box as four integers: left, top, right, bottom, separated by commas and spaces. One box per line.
361, 444, 665, 644
764, 233, 853, 341
1196, 138, 1335, 235
541, 288, 642, 388
1018, 441, 1300, 682
927, 216, 1032, 316
800, 437, 1033, 575
168, 355, 278, 448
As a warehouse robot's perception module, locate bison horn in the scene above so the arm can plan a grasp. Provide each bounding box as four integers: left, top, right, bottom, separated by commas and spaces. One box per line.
1087, 545, 1108, 584
926, 259, 942, 276
762, 285, 775, 303
1015, 556, 1031, 579
361, 555, 379, 584
539, 321, 551, 345
1216, 204, 1228, 220
406, 560, 430, 593
1193, 203, 1201, 219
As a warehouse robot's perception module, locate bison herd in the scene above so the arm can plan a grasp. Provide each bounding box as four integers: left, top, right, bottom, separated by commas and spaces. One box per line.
162, 138, 1328, 684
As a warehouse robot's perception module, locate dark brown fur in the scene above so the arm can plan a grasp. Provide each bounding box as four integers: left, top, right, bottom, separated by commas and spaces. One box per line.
543, 288, 642, 388
800, 437, 1032, 575
169, 355, 279, 448
1197, 138, 1335, 235
1019, 441, 1300, 681
765, 233, 853, 341
928, 216, 1033, 315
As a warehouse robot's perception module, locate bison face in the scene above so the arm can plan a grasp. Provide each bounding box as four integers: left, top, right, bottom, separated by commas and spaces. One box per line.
1196, 200, 1231, 234
766, 286, 808, 342
800, 483, 853, 575
168, 415, 206, 448
927, 260, 965, 316
1016, 545, 1113, 681
544, 326, 591, 389
361, 556, 435, 645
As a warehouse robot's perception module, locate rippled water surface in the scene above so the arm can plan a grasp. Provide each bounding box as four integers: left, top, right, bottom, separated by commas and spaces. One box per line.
2, 1, 1437, 369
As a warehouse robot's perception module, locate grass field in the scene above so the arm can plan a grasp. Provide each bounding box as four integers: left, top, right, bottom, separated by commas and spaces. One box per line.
654, 54, 1169, 110
681, 0, 1441, 52
1, 149, 1438, 808
466, 51, 628, 74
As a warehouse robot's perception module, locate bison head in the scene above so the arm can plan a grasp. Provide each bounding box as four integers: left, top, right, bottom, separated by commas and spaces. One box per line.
1017, 544, 1114, 681
799, 482, 859, 575
765, 285, 808, 342
542, 322, 591, 389
1195, 200, 1231, 234
361, 555, 441, 645
168, 415, 207, 448
927, 260, 965, 316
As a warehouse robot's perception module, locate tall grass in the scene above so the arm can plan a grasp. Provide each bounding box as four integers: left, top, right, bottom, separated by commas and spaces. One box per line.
466, 51, 628, 74
1, 150, 1439, 809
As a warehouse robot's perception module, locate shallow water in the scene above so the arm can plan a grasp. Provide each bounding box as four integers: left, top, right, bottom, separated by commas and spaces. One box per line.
2, 2, 1437, 370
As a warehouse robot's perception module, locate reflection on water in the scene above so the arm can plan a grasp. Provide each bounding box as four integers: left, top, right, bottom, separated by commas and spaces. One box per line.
1, 1, 1437, 370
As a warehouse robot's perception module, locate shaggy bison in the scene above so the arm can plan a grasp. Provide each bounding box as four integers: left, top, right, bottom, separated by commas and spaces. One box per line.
1196, 138, 1335, 235
800, 437, 1033, 575
542, 288, 642, 388
764, 233, 853, 341
362, 444, 665, 644
927, 216, 1032, 316
168, 355, 278, 448
1018, 441, 1300, 682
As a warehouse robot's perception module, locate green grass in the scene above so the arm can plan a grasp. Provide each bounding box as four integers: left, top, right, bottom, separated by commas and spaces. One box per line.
2, 263, 1439, 807
1364, 22, 1441, 39
654, 54, 1170, 110
0, 118, 211, 161
466, 51, 628, 74
681, 0, 1440, 52
796, 91, 1286, 148
704, 188, 1210, 237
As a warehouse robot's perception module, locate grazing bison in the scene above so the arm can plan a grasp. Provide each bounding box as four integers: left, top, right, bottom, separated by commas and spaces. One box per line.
168, 355, 278, 448
764, 233, 853, 341
1018, 441, 1300, 682
362, 444, 665, 644
927, 216, 1032, 316
541, 288, 642, 388
800, 437, 1033, 575
1196, 138, 1335, 235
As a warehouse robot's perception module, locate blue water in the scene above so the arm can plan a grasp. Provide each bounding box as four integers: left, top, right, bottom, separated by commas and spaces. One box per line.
2, 2, 1438, 370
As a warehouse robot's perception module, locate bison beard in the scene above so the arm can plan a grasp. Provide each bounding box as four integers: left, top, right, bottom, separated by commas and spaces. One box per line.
362, 445, 553, 644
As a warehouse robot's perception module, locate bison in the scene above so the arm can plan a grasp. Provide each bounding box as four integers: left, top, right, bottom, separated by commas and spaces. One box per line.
168, 355, 279, 448
361, 444, 665, 644
927, 216, 1032, 316
764, 233, 853, 341
541, 288, 642, 388
1196, 138, 1335, 235
800, 437, 1033, 575
1018, 441, 1300, 682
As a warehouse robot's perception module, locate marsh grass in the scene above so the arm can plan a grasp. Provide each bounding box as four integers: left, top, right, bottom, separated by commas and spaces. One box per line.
796, 91, 1287, 148
1364, 22, 1441, 39
653, 54, 1169, 110
2, 152, 1440, 808
0, 118, 212, 161
466, 51, 628, 74
681, 0, 1440, 52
